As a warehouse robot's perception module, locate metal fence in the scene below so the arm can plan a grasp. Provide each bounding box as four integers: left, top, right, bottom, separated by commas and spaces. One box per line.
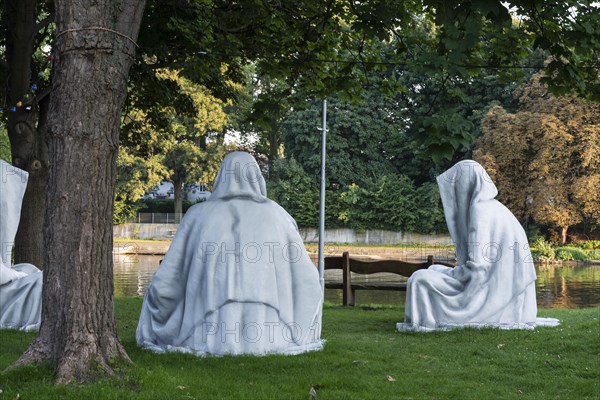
137, 213, 184, 224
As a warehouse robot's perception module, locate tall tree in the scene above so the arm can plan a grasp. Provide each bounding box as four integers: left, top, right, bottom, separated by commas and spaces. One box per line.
12, 0, 146, 383
120, 67, 228, 217
2, 0, 54, 266
283, 93, 411, 186
474, 75, 600, 243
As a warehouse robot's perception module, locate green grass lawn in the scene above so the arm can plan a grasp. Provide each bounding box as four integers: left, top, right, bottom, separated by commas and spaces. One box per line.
0, 299, 598, 399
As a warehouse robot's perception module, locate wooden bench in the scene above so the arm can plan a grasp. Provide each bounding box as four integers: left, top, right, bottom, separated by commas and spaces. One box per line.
324, 251, 454, 306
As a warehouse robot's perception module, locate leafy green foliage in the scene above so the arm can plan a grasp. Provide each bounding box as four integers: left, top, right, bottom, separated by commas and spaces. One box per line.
283, 95, 416, 186
554, 247, 590, 262
531, 238, 556, 261
134, 1, 599, 179
266, 158, 320, 228
267, 159, 446, 234
531, 240, 599, 261
137, 199, 198, 214
118, 68, 231, 221
0, 125, 11, 162
577, 240, 600, 251
337, 176, 446, 233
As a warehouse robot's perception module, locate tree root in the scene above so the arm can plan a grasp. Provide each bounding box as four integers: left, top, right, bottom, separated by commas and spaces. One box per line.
7, 334, 132, 385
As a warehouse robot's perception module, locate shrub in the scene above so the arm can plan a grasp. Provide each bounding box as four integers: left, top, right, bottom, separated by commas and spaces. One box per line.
587, 249, 600, 260
555, 249, 574, 261
113, 200, 141, 225
532, 238, 555, 260
554, 247, 590, 261
138, 198, 195, 213
577, 240, 600, 250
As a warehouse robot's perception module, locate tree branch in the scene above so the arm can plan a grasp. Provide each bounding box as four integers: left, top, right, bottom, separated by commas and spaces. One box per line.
34, 85, 52, 104
36, 13, 55, 32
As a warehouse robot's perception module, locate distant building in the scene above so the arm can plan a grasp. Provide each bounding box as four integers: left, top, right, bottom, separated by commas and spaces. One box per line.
143, 181, 211, 202
185, 183, 211, 202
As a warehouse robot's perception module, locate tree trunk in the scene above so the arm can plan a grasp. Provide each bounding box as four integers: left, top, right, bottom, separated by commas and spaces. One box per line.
173, 179, 185, 223
561, 226, 568, 245
269, 116, 280, 164
13, 97, 50, 267
5, 0, 49, 267
268, 115, 280, 179
13, 0, 146, 384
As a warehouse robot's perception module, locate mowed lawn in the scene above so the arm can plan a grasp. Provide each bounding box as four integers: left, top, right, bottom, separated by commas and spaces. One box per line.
0, 298, 598, 399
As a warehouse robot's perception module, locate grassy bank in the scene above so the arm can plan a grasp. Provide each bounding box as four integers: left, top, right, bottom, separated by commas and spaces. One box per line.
114, 238, 455, 259
1, 299, 598, 399
114, 238, 600, 263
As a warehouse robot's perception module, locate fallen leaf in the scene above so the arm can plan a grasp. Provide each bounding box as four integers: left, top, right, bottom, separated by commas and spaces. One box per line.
387, 375, 396, 382
177, 386, 187, 390
308, 386, 318, 400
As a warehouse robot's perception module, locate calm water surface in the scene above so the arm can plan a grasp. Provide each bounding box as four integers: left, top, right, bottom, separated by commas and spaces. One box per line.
113, 254, 600, 309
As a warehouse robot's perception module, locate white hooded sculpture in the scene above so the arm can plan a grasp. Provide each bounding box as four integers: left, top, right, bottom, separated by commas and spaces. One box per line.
0, 160, 43, 331
137, 151, 323, 355
397, 160, 559, 331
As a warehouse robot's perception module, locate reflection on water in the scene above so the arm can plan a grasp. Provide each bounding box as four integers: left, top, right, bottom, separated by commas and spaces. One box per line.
535, 264, 600, 309
113, 254, 600, 309
113, 254, 162, 297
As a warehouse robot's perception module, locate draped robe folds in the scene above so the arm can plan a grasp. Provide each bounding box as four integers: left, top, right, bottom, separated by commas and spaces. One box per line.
137, 152, 323, 356
397, 160, 559, 331
0, 160, 43, 331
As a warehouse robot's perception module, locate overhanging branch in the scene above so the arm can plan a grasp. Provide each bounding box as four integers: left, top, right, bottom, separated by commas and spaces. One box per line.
36, 13, 55, 32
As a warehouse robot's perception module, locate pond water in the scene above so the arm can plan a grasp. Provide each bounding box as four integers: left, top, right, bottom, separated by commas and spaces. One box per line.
113, 254, 600, 309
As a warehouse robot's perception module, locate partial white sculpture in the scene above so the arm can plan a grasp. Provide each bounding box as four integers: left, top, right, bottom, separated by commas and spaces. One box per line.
0, 160, 43, 331
137, 152, 323, 355
397, 160, 559, 331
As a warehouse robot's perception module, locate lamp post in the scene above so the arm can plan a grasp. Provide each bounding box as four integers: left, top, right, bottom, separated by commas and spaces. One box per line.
317, 99, 327, 294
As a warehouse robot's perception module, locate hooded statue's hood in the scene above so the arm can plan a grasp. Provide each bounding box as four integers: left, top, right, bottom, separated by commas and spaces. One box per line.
209, 152, 267, 201
436, 160, 498, 266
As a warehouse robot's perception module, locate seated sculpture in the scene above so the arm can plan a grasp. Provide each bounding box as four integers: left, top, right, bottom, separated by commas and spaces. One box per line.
137, 151, 323, 355
397, 160, 559, 331
0, 160, 43, 331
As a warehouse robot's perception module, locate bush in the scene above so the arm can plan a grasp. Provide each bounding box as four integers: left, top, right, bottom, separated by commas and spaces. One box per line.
138, 198, 196, 214
554, 247, 590, 261
555, 249, 574, 261
577, 240, 600, 250
113, 199, 141, 225
587, 249, 600, 260
267, 158, 320, 228
531, 238, 555, 260
268, 159, 447, 234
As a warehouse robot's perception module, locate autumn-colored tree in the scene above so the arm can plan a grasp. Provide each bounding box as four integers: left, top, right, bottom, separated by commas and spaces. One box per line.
474, 74, 600, 243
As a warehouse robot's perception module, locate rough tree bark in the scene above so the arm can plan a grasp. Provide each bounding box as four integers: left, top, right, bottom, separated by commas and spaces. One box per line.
4, 0, 50, 267
13, 0, 146, 384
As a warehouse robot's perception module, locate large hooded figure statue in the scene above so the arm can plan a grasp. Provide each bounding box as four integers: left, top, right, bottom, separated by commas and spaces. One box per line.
137, 152, 323, 355
397, 160, 559, 331
0, 160, 43, 331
